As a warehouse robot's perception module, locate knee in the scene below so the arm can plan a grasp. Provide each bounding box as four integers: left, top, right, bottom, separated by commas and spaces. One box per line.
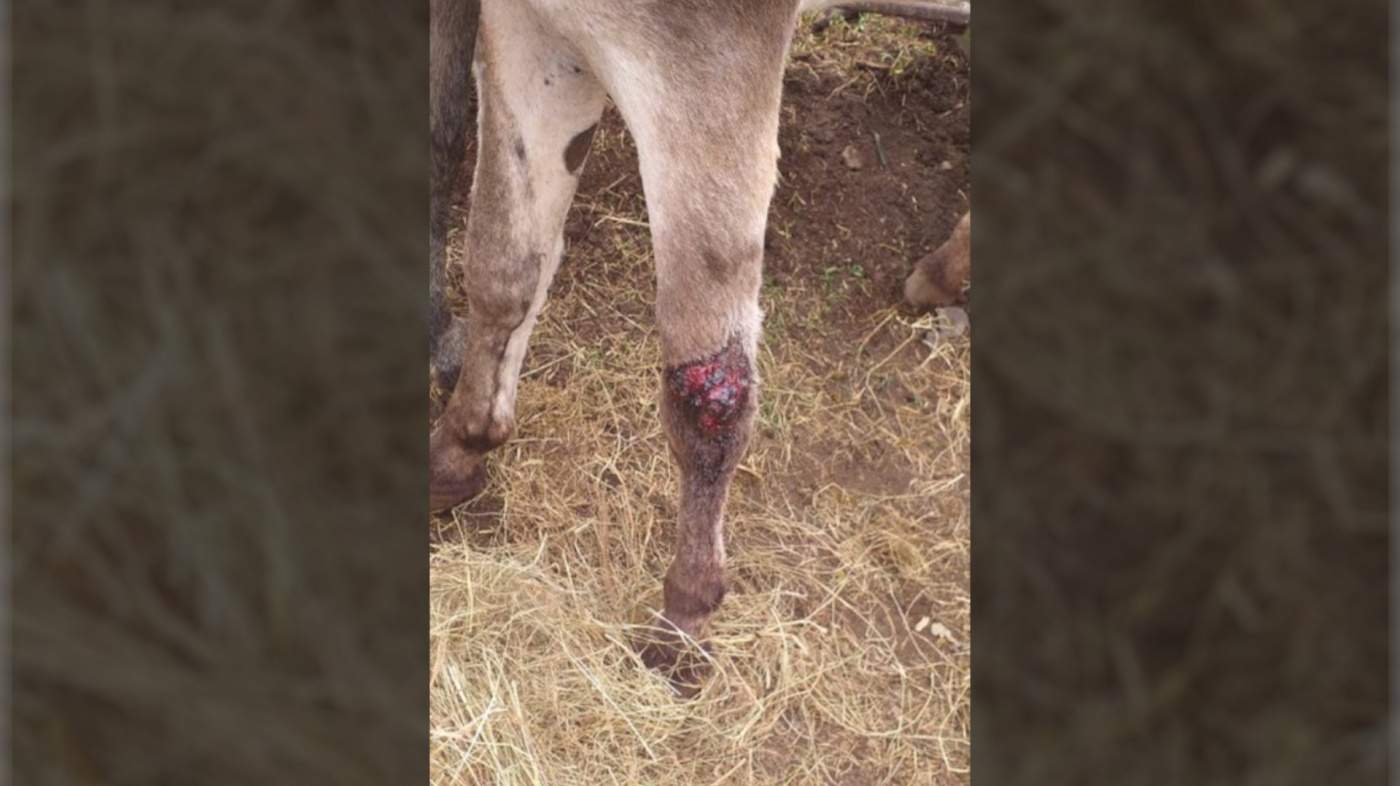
466, 252, 543, 327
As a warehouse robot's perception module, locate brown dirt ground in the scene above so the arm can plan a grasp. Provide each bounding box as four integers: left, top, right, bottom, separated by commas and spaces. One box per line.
432, 15, 970, 786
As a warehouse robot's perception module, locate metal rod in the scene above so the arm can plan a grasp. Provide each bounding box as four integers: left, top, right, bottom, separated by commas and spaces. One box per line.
833, 2, 970, 26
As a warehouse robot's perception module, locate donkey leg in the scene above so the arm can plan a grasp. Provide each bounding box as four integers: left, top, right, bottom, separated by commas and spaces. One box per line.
429, 0, 480, 395
639, 325, 762, 695
588, 7, 796, 695
430, 3, 607, 512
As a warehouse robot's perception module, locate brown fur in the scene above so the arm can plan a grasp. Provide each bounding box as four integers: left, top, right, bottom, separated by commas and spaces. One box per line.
905, 209, 970, 309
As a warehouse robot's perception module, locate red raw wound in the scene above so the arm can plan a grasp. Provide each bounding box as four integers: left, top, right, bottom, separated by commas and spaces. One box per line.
666, 342, 753, 432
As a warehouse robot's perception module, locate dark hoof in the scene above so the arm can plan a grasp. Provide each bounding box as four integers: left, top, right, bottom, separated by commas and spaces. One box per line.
429, 428, 487, 513
635, 621, 713, 698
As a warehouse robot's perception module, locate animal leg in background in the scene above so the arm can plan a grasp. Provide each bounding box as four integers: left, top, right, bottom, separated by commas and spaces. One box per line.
430, 0, 480, 395
905, 208, 971, 309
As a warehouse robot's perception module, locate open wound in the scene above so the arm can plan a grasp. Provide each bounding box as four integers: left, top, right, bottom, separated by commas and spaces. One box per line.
665, 338, 752, 433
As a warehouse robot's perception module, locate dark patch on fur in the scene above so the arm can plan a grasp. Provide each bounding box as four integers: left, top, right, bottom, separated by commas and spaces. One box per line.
514, 137, 526, 161
703, 248, 735, 281
563, 123, 597, 174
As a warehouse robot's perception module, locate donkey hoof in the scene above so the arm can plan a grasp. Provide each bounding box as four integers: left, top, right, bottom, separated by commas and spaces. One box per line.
429, 430, 488, 513
636, 624, 713, 698
429, 471, 486, 513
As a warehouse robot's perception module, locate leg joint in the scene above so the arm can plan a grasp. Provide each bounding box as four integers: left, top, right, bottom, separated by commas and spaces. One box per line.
664, 569, 727, 619
467, 252, 543, 327
441, 408, 515, 454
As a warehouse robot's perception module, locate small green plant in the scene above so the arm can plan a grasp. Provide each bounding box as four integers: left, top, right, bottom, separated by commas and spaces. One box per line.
821, 265, 843, 299
764, 309, 788, 345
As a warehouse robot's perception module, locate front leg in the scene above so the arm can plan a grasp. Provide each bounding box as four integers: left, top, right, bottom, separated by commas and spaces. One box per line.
638, 335, 758, 696
562, 0, 793, 694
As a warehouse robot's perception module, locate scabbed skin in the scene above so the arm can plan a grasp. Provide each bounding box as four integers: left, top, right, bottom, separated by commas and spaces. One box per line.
665, 340, 754, 434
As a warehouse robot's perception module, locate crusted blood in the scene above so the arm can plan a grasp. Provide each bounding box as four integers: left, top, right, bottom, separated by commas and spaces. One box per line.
666, 344, 752, 432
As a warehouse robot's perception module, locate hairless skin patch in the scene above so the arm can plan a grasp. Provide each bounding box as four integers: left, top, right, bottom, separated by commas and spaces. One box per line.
665, 338, 752, 433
